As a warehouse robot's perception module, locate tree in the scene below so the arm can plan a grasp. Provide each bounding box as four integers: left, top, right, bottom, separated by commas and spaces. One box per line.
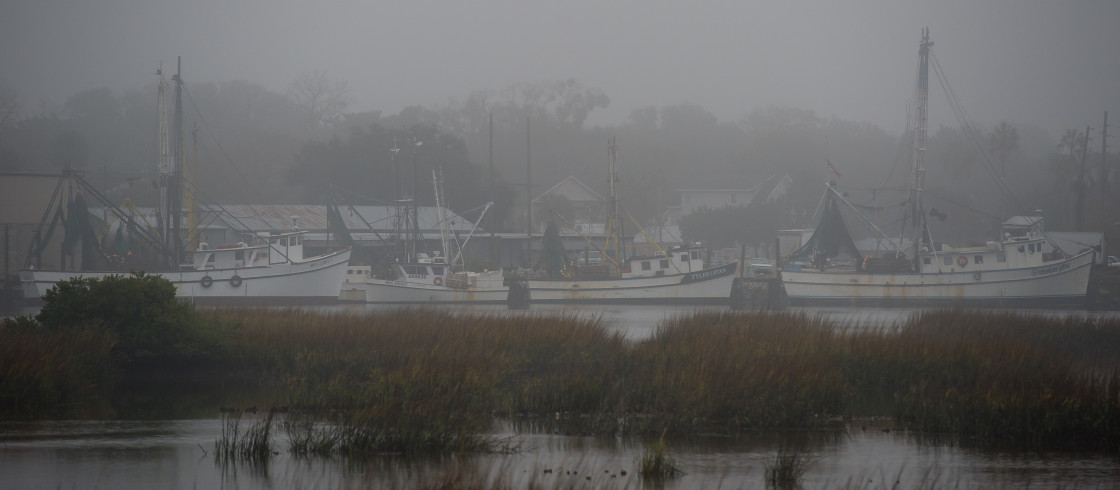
0, 80, 18, 131
288, 70, 353, 140
987, 122, 1019, 177
537, 221, 567, 278
51, 129, 88, 170
287, 121, 512, 228
679, 203, 781, 252
36, 273, 211, 368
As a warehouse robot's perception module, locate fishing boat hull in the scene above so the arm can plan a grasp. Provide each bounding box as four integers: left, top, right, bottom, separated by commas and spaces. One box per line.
780, 251, 1093, 306
341, 270, 508, 303
20, 248, 352, 304
526, 262, 737, 304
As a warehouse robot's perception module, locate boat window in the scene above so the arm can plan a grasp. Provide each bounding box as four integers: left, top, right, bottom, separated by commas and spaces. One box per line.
922, 257, 931, 265
1028, 243, 1036, 253
660, 259, 669, 269
642, 261, 651, 271
680, 254, 688, 263
294, 235, 301, 245
691, 251, 700, 260
942, 256, 952, 266
974, 255, 983, 264
431, 266, 444, 276
997, 253, 1006, 263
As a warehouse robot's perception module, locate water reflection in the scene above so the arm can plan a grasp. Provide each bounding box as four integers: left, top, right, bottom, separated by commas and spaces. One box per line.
2, 419, 1118, 489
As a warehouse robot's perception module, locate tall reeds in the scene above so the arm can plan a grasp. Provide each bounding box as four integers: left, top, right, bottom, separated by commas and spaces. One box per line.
0, 319, 116, 418
8, 305, 1120, 452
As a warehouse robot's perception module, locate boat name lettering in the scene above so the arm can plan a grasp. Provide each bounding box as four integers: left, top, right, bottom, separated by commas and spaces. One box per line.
682, 264, 732, 283
1031, 262, 1070, 277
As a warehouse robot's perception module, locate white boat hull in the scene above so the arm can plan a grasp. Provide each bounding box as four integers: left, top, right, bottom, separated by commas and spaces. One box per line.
781, 251, 1093, 305
342, 270, 509, 304
527, 262, 737, 304
20, 248, 352, 304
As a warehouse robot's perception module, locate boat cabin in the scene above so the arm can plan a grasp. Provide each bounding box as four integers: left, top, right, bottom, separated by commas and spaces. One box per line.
621, 244, 708, 279
187, 231, 306, 270
916, 215, 1065, 273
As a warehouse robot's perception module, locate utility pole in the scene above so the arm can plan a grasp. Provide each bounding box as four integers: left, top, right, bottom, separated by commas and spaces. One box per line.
488, 113, 496, 266
1102, 111, 1110, 198
525, 116, 532, 265
1076, 125, 1092, 230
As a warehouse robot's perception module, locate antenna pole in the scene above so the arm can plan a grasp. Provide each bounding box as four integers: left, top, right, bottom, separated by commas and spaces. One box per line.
1102, 111, 1110, 198
1076, 125, 1092, 230
489, 113, 496, 265
912, 27, 932, 259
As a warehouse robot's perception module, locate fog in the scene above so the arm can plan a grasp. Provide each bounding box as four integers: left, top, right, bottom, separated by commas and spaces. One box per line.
3, 0, 1118, 136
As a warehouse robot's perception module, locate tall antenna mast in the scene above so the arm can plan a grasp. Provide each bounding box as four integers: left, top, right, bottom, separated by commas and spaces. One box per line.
912, 28, 932, 257
608, 136, 622, 269
156, 64, 171, 250
168, 57, 184, 268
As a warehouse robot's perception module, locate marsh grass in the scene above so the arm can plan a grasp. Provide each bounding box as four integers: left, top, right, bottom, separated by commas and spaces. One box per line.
195, 307, 1120, 451
215, 409, 275, 464
8, 305, 1120, 454
0, 320, 116, 418
765, 446, 811, 489
639, 430, 683, 480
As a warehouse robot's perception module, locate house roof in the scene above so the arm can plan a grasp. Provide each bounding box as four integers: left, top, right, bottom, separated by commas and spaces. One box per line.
533, 176, 603, 203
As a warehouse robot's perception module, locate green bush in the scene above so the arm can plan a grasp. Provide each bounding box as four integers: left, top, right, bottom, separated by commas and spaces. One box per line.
36, 272, 218, 368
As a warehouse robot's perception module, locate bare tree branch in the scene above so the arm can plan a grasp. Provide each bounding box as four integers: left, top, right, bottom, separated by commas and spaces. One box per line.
287, 70, 352, 139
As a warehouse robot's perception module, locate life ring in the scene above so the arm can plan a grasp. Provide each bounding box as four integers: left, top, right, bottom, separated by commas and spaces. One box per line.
200, 275, 213, 288
433, 276, 443, 286
956, 256, 968, 268
229, 275, 243, 287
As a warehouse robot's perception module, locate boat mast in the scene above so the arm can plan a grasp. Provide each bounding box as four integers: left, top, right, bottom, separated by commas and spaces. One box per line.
156, 65, 171, 254
607, 137, 622, 272
911, 28, 932, 259
433, 167, 452, 266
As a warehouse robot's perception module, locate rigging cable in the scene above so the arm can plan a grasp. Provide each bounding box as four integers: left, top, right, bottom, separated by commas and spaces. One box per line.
929, 51, 1027, 217
181, 85, 266, 204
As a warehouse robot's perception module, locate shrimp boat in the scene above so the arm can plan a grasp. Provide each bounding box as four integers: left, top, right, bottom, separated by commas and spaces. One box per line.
526, 138, 737, 304
20, 60, 351, 303
338, 168, 508, 303
780, 29, 1092, 305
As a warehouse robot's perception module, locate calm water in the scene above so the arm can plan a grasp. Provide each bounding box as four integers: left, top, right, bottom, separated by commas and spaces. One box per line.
3, 303, 1120, 489
2, 418, 1119, 489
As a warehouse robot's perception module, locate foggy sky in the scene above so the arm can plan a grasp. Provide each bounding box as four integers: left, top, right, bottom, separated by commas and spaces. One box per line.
3, 0, 1118, 138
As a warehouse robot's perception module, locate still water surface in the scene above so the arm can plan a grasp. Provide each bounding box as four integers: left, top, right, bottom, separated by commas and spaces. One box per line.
3, 303, 1120, 489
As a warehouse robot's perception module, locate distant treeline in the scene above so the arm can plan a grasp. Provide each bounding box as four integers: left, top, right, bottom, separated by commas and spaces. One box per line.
1, 78, 1116, 244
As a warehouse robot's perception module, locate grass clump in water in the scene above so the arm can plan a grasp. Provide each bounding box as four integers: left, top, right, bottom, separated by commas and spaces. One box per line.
639, 430, 682, 480
214, 409, 275, 464
765, 447, 811, 489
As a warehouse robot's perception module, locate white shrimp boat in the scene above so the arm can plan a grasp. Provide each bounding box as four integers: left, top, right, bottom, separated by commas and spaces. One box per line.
781, 29, 1092, 306
338, 168, 508, 303
22, 232, 352, 303
527, 244, 737, 304
339, 257, 508, 304
19, 60, 351, 304
527, 138, 737, 304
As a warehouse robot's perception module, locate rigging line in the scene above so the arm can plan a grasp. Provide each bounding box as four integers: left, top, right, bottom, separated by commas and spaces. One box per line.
189, 186, 261, 238
922, 190, 1003, 221
329, 183, 396, 206
929, 51, 1027, 217
181, 85, 266, 204
829, 185, 908, 256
